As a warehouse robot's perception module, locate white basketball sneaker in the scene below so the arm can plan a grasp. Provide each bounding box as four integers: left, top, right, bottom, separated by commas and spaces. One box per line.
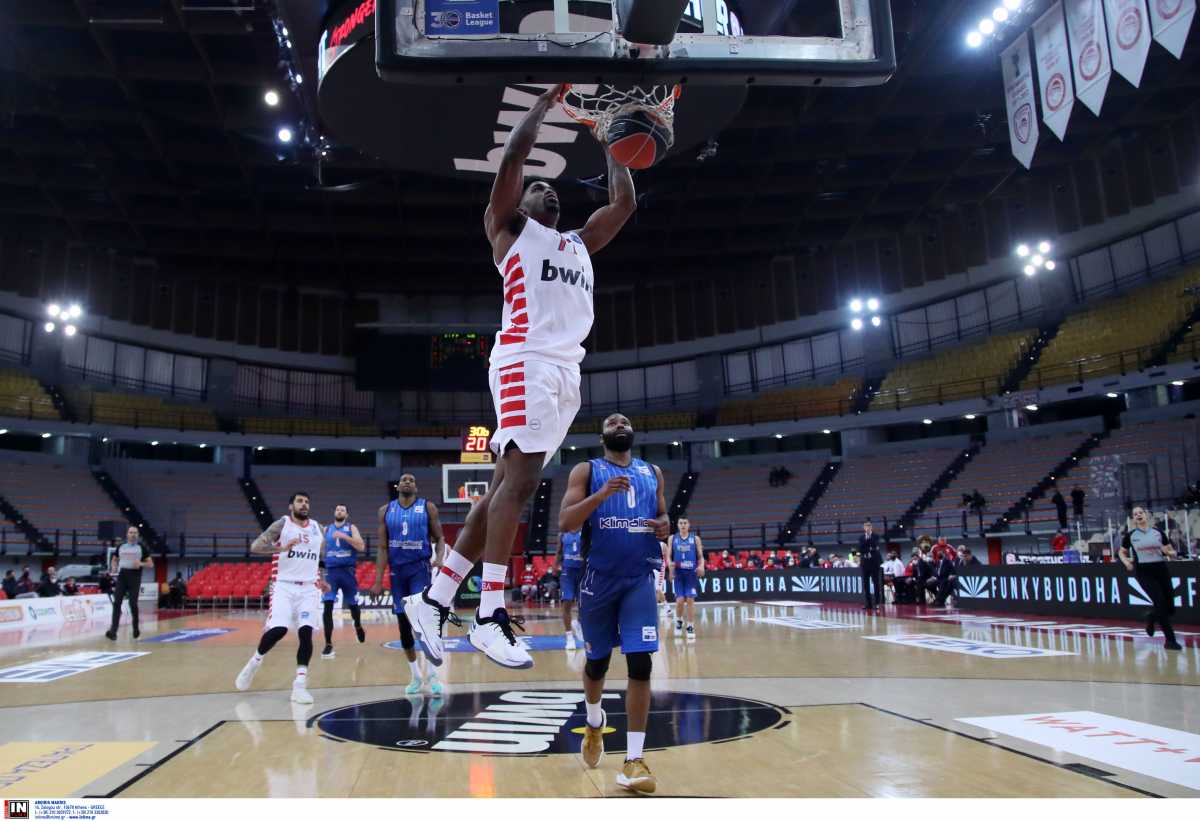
673, 619, 683, 637
291, 675, 314, 704
572, 619, 584, 643
565, 632, 577, 651
469, 608, 533, 669
235, 656, 262, 691
403, 589, 460, 668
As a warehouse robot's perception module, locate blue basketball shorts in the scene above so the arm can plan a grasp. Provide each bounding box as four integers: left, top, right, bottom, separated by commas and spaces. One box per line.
560, 565, 583, 602
390, 562, 432, 613
578, 566, 659, 660
321, 566, 358, 605
673, 570, 699, 599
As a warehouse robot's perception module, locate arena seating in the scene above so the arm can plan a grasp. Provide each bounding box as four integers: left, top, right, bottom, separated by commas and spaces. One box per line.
105, 461, 259, 553
569, 410, 697, 436
1167, 321, 1200, 365
0, 369, 59, 421
240, 416, 380, 437
716, 377, 862, 426
0, 457, 126, 553
76, 389, 217, 430
1022, 269, 1200, 389
806, 446, 961, 539
911, 432, 1091, 535
871, 331, 1036, 410
685, 456, 830, 549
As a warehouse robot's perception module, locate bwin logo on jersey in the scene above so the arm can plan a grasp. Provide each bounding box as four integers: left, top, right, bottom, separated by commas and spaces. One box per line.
287, 547, 319, 562
959, 577, 991, 599
540, 260, 593, 293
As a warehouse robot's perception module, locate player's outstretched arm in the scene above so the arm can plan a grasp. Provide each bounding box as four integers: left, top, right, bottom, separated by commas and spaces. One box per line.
484, 83, 569, 252
576, 150, 637, 255
427, 502, 446, 569
249, 519, 286, 555
560, 462, 628, 533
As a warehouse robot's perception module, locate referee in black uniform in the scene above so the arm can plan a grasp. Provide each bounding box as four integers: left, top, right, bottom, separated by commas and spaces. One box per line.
106, 526, 153, 640
858, 520, 883, 611
1119, 506, 1181, 651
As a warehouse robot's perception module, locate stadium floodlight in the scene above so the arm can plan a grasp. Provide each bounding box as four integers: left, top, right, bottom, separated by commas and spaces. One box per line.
870, 315, 882, 327
309, 447, 317, 452
294, 74, 303, 84
277, 127, 293, 143
922, 418, 933, 425
851, 317, 864, 331
993, 7, 1009, 22
849, 298, 864, 313
68, 304, 82, 318
64, 325, 76, 337
359, 448, 367, 453
41, 432, 51, 439
1105, 392, 1119, 398
979, 18, 995, 34
1031, 254, 1044, 267
966, 31, 984, 48
199, 443, 208, 448
264, 90, 280, 107
150, 441, 159, 446
44, 322, 55, 333
1024, 265, 1036, 277
1004, 0, 1021, 10
964, 414, 977, 420
866, 298, 880, 312
822, 429, 832, 435
1025, 404, 1038, 411
774, 433, 784, 439
1045, 260, 1057, 270
1015, 243, 1030, 257
671, 440, 680, 446
47, 303, 61, 318
727, 438, 736, 443
1038, 240, 1052, 254
0, 430, 6, 435
256, 445, 265, 451
1172, 380, 1185, 387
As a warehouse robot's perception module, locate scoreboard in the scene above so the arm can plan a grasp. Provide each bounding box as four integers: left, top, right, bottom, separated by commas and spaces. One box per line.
461, 425, 493, 464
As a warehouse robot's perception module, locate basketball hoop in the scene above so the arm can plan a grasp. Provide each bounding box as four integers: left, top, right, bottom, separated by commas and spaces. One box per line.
561, 84, 682, 150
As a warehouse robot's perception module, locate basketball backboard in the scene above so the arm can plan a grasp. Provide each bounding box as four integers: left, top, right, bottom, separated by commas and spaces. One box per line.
375, 0, 896, 87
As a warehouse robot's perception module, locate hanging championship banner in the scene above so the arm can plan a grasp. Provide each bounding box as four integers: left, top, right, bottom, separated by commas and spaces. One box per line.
1104, 0, 1153, 86
1033, 2, 1075, 141
1149, 0, 1196, 58
1065, 0, 1113, 115
1002, 34, 1039, 169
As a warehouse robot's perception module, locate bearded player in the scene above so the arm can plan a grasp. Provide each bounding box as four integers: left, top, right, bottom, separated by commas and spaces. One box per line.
404, 83, 638, 670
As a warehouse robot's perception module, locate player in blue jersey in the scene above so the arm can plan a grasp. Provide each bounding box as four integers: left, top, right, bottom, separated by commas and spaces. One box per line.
559, 413, 669, 794
666, 517, 705, 640
370, 474, 448, 695
554, 529, 585, 650
320, 504, 367, 659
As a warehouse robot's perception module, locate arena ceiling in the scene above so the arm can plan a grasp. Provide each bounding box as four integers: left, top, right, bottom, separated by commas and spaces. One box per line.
1, 0, 1198, 304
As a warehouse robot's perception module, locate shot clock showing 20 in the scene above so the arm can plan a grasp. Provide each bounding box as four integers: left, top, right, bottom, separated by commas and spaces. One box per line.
461, 425, 493, 464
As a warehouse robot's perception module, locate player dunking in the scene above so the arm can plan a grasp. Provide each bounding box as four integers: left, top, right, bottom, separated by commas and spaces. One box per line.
372, 474, 447, 695
667, 517, 704, 639
404, 82, 638, 670
554, 528, 584, 650
236, 492, 328, 704
320, 504, 366, 659
559, 414, 669, 793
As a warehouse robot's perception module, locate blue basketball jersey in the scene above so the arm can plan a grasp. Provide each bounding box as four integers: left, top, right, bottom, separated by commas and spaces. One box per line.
561, 530, 584, 568
672, 533, 698, 571
585, 458, 661, 577
324, 522, 357, 568
385, 498, 431, 566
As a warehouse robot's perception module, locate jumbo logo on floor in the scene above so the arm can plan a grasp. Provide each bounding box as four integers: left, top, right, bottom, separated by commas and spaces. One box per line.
313, 688, 787, 755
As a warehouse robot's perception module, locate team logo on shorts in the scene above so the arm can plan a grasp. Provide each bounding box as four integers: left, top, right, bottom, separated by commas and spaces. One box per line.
641, 626, 657, 642
312, 688, 786, 756
528, 419, 542, 431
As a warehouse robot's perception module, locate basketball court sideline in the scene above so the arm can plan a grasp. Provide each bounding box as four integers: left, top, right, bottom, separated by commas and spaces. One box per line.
1, 601, 1196, 799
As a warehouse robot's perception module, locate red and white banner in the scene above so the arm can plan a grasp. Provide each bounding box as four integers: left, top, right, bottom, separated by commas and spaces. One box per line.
1104, 0, 1153, 86
1033, 2, 1075, 141
1065, 0, 1114, 115
1149, 0, 1196, 57
1001, 34, 1039, 169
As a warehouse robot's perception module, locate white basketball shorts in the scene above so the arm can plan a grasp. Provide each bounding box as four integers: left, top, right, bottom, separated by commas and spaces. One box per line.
264, 580, 322, 632
654, 569, 665, 593
489, 359, 582, 468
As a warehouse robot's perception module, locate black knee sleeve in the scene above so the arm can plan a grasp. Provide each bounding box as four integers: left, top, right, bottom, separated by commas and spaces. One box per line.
297, 625, 314, 666
348, 604, 362, 624
584, 653, 611, 682
397, 613, 415, 649
322, 600, 335, 642
626, 651, 652, 682
257, 625, 287, 655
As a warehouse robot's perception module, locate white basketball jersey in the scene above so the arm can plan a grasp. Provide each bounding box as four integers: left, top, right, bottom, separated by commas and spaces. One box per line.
492, 217, 595, 372
272, 516, 323, 583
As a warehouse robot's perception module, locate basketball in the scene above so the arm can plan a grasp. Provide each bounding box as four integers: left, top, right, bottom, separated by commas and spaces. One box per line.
605, 107, 673, 170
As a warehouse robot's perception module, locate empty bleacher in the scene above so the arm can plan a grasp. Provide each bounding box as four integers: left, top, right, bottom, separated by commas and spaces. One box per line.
239, 416, 380, 437
0, 369, 59, 421
77, 389, 217, 430
806, 445, 961, 539
0, 455, 126, 553
1023, 269, 1200, 389
912, 431, 1091, 535
871, 330, 1036, 411
685, 455, 830, 549
716, 377, 862, 426
106, 460, 258, 553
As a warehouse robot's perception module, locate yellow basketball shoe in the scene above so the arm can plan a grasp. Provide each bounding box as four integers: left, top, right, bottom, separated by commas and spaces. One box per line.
617, 758, 656, 794
581, 709, 606, 769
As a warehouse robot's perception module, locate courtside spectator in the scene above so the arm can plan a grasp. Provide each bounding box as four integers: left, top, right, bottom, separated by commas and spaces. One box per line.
538, 566, 560, 604
16, 567, 35, 597
1051, 530, 1068, 553
800, 545, 820, 568
2, 570, 16, 599
1071, 486, 1086, 520
520, 565, 537, 601
1051, 487, 1069, 529
61, 577, 79, 596
38, 566, 61, 597
169, 573, 187, 608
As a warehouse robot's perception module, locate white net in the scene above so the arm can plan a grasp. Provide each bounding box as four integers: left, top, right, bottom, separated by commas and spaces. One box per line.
561, 84, 681, 147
